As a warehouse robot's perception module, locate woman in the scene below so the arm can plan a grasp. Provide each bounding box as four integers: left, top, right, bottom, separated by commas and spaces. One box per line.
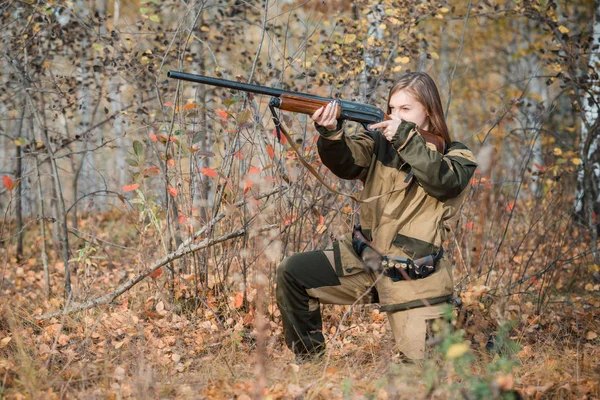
276, 72, 477, 361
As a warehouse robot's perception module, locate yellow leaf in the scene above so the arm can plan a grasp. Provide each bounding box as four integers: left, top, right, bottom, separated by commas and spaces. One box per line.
585, 283, 594, 291
395, 56, 410, 64
446, 343, 470, 360
385, 9, 395, 16
200, 25, 210, 31
149, 15, 160, 23
305, 61, 312, 68
553, 148, 562, 156
392, 65, 403, 72
0, 336, 11, 348
558, 25, 569, 34
439, 7, 450, 13
430, 52, 439, 60
343, 34, 357, 44
586, 331, 598, 340
379, 23, 387, 30
571, 158, 581, 166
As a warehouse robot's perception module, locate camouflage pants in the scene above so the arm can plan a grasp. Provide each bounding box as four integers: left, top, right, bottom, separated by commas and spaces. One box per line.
276, 249, 447, 360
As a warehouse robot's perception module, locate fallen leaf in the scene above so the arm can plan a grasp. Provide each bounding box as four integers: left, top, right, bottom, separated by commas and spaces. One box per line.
446, 343, 470, 360
0, 337, 11, 348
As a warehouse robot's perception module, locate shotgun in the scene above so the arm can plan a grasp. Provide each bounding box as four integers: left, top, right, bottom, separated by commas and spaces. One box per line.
167, 70, 445, 153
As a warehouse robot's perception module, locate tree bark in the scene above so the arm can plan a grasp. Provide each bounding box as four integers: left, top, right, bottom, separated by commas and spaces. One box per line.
574, 0, 600, 245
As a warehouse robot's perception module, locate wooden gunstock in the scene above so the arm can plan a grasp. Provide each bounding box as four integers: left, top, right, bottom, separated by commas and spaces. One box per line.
278, 94, 341, 118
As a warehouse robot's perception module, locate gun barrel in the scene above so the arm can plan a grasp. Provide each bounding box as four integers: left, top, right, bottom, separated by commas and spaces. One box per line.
167, 70, 330, 101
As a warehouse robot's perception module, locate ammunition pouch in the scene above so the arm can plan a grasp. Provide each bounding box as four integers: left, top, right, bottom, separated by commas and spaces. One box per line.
352, 225, 443, 281
382, 251, 443, 281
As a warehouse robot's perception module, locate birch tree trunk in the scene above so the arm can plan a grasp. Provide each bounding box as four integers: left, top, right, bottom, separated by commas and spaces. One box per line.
574, 0, 600, 243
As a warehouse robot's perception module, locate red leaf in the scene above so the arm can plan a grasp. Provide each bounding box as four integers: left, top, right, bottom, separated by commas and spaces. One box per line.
283, 215, 296, 226
123, 183, 140, 192
149, 133, 158, 142
464, 221, 474, 230
273, 128, 287, 144
215, 109, 228, 120
164, 102, 174, 107
506, 201, 515, 212
168, 185, 178, 197
3, 175, 14, 192
178, 215, 187, 224
200, 168, 217, 178
234, 292, 244, 309
150, 268, 163, 279
183, 103, 199, 110
248, 166, 261, 175
533, 163, 545, 172
233, 150, 243, 159
266, 144, 275, 159
167, 159, 177, 167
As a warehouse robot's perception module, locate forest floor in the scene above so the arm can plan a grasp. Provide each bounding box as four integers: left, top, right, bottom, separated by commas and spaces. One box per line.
1, 216, 599, 399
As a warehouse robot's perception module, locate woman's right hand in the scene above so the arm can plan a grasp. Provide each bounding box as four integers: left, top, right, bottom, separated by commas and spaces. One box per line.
311, 100, 340, 131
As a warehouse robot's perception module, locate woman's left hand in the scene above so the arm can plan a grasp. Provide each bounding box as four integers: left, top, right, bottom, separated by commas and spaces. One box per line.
368, 116, 402, 142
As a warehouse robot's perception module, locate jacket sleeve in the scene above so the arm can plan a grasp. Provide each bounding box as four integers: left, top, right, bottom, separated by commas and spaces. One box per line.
316, 123, 375, 181
391, 121, 477, 201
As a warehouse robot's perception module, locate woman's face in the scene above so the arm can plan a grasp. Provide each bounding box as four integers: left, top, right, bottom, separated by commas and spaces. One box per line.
388, 90, 430, 130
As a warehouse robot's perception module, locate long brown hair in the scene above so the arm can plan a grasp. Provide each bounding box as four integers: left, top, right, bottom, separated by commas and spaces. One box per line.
386, 72, 451, 147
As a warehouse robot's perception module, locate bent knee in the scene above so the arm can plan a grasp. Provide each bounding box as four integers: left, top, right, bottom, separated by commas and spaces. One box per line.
276, 254, 302, 283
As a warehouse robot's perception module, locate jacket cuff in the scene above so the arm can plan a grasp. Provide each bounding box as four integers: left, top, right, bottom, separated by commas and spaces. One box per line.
391, 120, 419, 151
315, 120, 345, 140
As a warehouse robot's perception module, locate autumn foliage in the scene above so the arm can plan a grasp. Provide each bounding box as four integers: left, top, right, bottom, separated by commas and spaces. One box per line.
0, 0, 599, 399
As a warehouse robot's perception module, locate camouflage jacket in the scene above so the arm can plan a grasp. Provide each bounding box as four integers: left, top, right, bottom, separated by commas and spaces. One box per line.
316, 120, 477, 308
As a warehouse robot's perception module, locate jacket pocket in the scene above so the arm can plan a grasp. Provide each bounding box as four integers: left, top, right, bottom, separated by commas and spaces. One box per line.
334, 234, 367, 277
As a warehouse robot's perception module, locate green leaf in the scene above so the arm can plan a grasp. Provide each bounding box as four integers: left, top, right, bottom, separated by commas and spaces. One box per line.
149, 15, 160, 23
192, 131, 204, 144
126, 158, 138, 167
223, 99, 237, 107
174, 130, 185, 136
133, 140, 144, 158
140, 7, 149, 14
